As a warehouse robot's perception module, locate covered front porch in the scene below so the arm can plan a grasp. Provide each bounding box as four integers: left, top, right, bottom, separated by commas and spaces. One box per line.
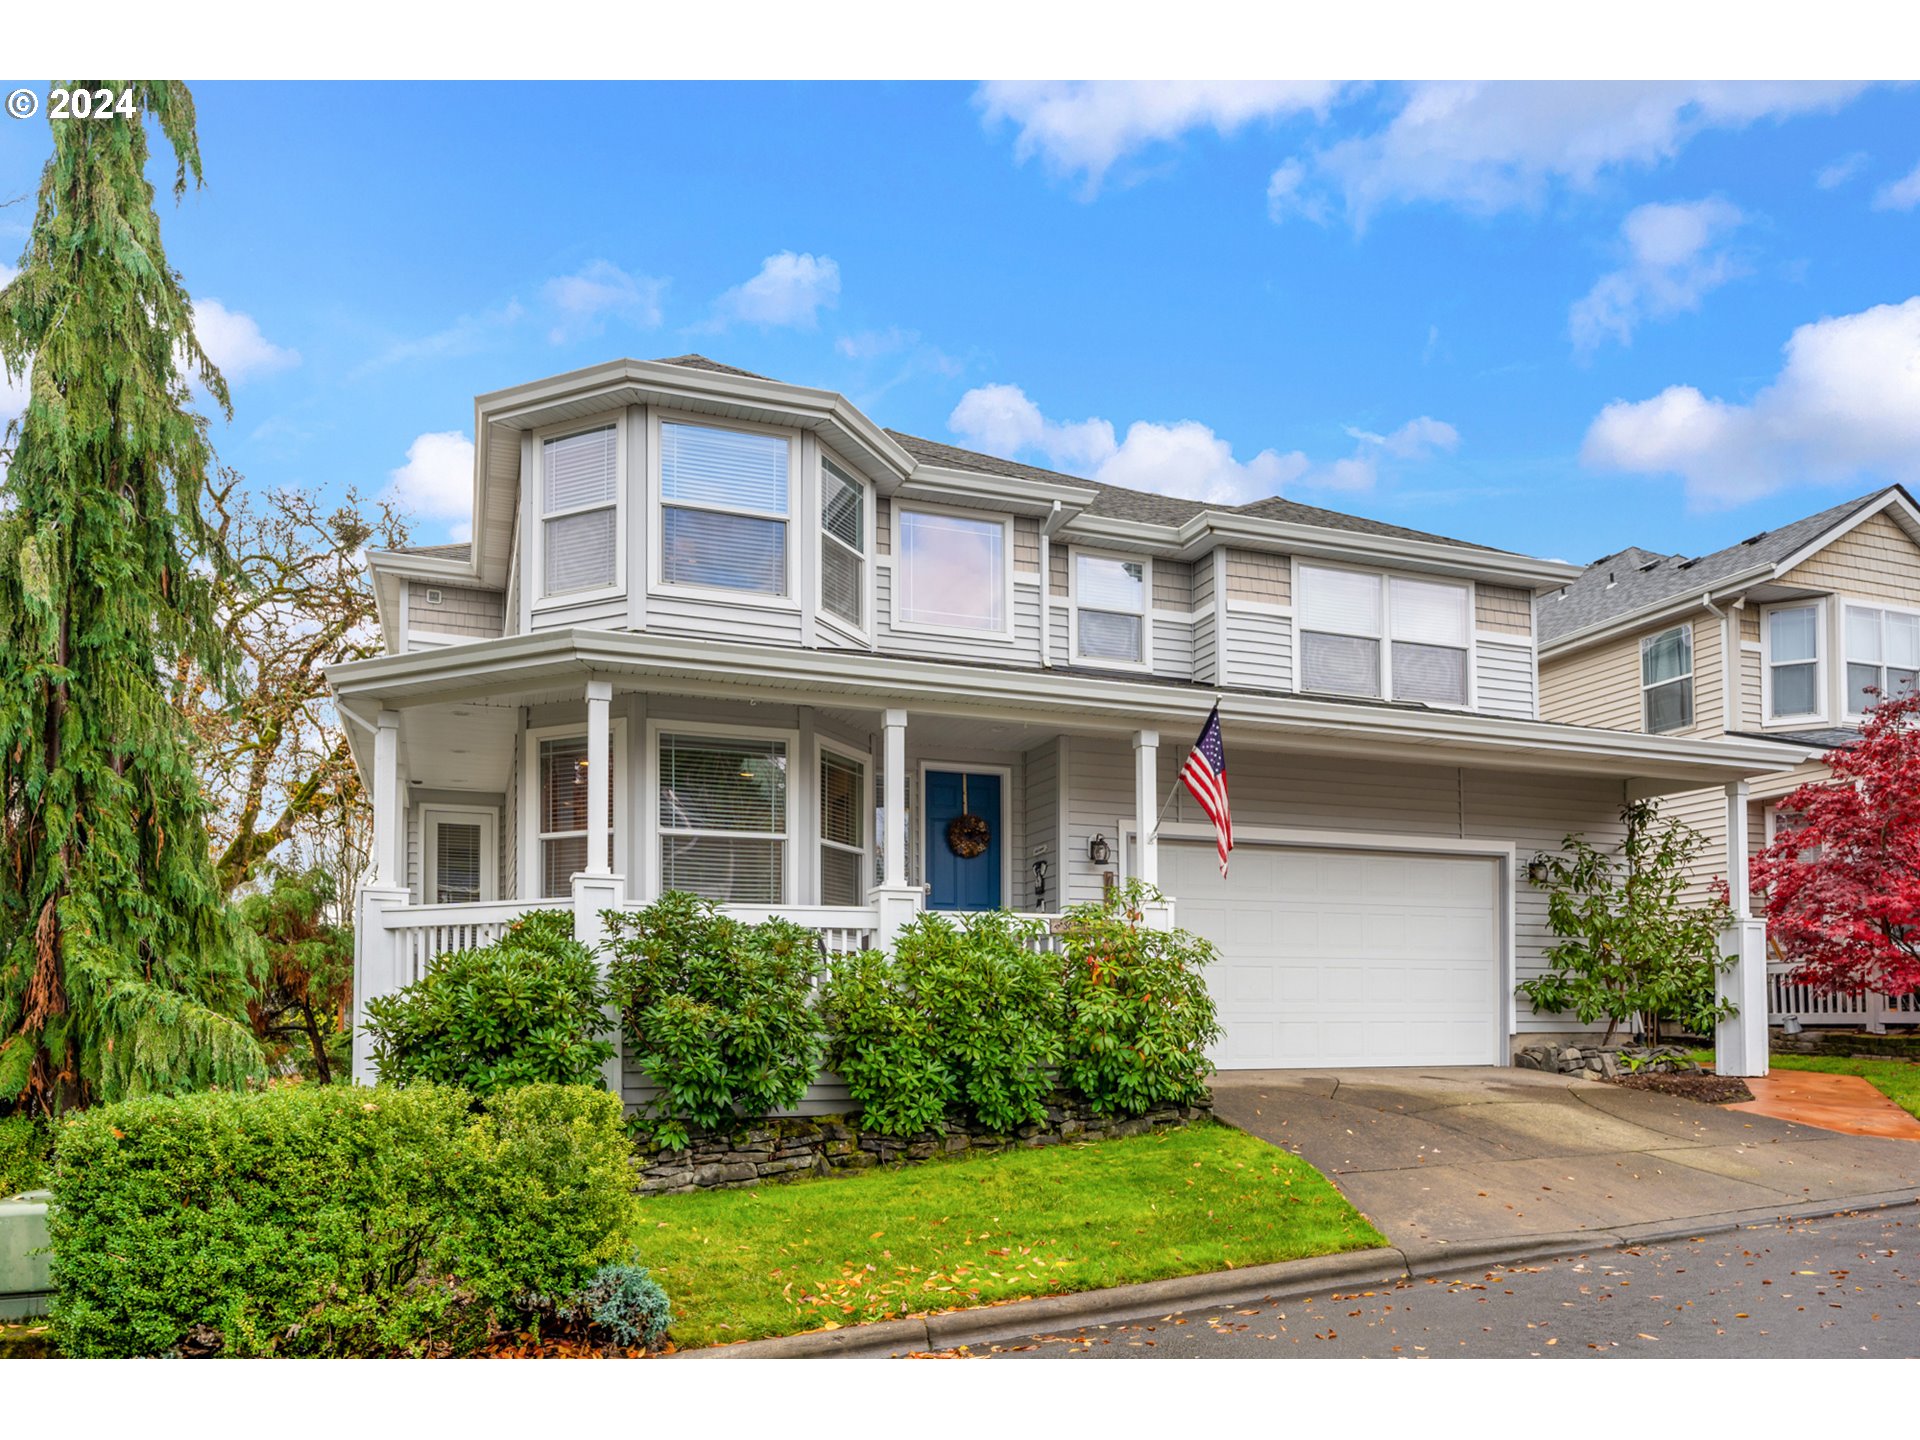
329, 629, 1808, 1089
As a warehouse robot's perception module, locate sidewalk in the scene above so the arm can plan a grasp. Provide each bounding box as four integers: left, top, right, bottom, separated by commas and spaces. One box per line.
1730, 1070, 1920, 1141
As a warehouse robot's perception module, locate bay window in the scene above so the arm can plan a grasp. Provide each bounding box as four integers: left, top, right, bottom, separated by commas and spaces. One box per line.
894, 507, 1008, 634
1766, 604, 1821, 720
659, 420, 790, 596
1074, 552, 1148, 665
540, 424, 618, 596
657, 730, 790, 903
1845, 604, 1920, 716
1640, 624, 1694, 733
819, 747, 868, 907
820, 458, 867, 631
1298, 565, 1470, 705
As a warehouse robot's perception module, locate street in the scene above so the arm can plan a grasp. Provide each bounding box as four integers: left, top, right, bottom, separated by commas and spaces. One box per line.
940, 1209, 1920, 1359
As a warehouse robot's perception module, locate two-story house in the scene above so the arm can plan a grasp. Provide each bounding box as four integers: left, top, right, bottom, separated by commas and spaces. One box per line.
1538, 484, 1920, 1029
328, 354, 1800, 1096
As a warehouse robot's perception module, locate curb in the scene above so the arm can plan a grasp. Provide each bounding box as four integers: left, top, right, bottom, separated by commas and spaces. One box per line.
672, 1189, 1920, 1359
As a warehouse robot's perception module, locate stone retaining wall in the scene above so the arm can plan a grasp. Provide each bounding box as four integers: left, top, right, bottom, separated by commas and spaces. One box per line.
1512, 1042, 1700, 1079
1773, 1030, 1920, 1059
635, 1094, 1211, 1196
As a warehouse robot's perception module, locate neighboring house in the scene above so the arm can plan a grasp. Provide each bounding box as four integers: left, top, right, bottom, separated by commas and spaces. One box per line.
1538, 485, 1920, 1029
328, 354, 1800, 1096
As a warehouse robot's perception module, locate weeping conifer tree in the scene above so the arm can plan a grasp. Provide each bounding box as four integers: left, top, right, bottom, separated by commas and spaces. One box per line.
0, 81, 265, 1113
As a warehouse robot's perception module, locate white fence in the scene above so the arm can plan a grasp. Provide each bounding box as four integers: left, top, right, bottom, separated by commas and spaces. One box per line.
1768, 962, 1920, 1031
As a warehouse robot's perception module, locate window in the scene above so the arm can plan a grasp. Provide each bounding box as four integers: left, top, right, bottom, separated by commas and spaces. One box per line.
820, 748, 867, 907
820, 458, 866, 630
657, 731, 789, 903
1075, 553, 1148, 665
1640, 624, 1695, 733
423, 809, 495, 905
1767, 604, 1821, 720
659, 420, 789, 595
541, 425, 618, 596
536, 736, 614, 899
1844, 604, 1920, 716
895, 508, 1007, 633
1297, 566, 1470, 705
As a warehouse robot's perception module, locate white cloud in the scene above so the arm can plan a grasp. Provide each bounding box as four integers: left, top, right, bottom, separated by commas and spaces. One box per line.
1872, 159, 1920, 211
947, 383, 1454, 506
1569, 198, 1745, 351
712, 252, 840, 329
542, 260, 665, 344
353, 301, 526, 379
1816, 152, 1868, 189
1582, 296, 1920, 507
386, 431, 474, 531
191, 299, 300, 382
980, 81, 1342, 192
1276, 82, 1863, 227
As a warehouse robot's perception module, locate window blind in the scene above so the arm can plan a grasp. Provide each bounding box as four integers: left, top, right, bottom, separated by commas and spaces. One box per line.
434, 821, 483, 905
658, 732, 789, 904
541, 427, 618, 594
662, 507, 786, 592
821, 461, 865, 628
660, 422, 789, 513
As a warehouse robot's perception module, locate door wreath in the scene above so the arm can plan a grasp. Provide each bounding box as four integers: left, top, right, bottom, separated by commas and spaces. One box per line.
945, 774, 992, 859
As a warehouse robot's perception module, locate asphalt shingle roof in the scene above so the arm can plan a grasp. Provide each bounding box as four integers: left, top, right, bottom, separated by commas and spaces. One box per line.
1536, 490, 1894, 646
391, 541, 473, 561
640, 359, 1510, 553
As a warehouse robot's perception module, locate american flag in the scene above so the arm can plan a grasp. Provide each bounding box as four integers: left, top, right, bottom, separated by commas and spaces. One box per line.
1180, 704, 1233, 877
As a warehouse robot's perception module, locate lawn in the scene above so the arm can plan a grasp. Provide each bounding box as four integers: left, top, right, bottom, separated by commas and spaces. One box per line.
1694, 1050, 1920, 1119
637, 1120, 1383, 1349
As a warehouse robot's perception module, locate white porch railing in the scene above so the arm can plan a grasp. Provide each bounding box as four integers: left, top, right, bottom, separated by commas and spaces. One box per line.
1768, 961, 1920, 1031
378, 899, 547, 987
713, 905, 881, 955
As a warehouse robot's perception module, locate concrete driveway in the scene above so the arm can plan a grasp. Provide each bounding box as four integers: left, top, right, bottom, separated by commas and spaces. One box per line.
1210, 1067, 1920, 1264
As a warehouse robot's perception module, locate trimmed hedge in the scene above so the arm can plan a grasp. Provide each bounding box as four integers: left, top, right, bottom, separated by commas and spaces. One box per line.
47, 1081, 639, 1357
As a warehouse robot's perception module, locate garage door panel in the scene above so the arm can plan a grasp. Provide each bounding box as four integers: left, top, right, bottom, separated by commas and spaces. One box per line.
1168, 841, 1502, 1070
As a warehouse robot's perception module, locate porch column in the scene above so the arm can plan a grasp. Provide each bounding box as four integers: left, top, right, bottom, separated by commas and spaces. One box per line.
354, 708, 409, 1085
1714, 779, 1770, 1078
584, 677, 613, 876
869, 707, 922, 948
1133, 728, 1159, 889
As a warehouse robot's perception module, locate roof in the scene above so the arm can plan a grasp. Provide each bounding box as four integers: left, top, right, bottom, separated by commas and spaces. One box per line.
650, 353, 773, 382
391, 541, 472, 561
1537, 490, 1895, 646
1728, 726, 1861, 751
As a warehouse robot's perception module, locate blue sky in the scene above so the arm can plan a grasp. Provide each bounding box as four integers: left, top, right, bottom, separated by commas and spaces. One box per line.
3, 79, 1918, 564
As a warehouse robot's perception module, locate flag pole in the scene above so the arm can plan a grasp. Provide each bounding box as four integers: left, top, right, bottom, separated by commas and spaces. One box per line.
1147, 697, 1223, 841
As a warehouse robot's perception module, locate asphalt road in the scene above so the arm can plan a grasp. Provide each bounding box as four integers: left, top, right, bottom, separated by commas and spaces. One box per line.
940, 1209, 1920, 1359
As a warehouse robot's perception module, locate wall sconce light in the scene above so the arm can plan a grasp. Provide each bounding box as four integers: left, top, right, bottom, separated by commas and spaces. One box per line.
1031, 855, 1050, 907
1526, 858, 1552, 886
1088, 833, 1111, 866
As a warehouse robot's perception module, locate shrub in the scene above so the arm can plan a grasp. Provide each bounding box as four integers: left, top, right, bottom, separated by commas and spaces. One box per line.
605, 893, 825, 1148
893, 910, 1061, 1133
46, 1081, 639, 1357
555, 1260, 673, 1350
364, 910, 614, 1095
819, 948, 953, 1136
1059, 881, 1222, 1116
0, 1112, 50, 1194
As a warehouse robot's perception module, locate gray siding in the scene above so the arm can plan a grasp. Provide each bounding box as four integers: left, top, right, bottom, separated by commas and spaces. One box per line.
1476, 639, 1536, 719
874, 562, 1044, 667
409, 582, 505, 641
1222, 608, 1291, 691
648, 593, 806, 648
1022, 737, 1063, 913
1151, 617, 1195, 681
1192, 558, 1219, 686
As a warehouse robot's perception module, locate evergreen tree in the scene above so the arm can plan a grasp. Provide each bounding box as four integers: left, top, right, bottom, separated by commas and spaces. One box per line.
0, 81, 265, 1113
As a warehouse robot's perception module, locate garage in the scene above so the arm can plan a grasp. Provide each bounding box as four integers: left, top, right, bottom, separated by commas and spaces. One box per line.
1163, 840, 1505, 1069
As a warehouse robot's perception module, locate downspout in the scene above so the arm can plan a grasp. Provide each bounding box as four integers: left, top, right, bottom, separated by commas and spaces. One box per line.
1697, 594, 1733, 732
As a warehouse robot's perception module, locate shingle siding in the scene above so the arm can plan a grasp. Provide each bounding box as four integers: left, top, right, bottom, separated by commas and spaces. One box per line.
1224, 551, 1290, 604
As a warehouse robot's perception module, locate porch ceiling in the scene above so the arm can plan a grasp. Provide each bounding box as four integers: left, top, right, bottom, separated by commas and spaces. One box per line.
328, 628, 1813, 797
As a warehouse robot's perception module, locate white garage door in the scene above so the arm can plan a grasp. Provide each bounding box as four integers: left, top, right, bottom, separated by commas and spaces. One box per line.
1165, 841, 1503, 1068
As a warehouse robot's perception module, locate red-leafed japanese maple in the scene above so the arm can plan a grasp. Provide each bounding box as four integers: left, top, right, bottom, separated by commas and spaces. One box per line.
1751, 691, 1920, 999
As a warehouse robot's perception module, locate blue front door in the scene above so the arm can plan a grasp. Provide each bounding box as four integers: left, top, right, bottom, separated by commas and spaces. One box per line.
923, 769, 1003, 911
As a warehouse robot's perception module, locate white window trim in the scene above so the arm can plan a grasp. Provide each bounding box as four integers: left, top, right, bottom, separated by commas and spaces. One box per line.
915, 760, 1014, 910
645, 717, 800, 906
817, 734, 873, 907
1068, 546, 1154, 672
531, 413, 627, 610
420, 805, 499, 905
1761, 598, 1828, 726
1840, 597, 1920, 722
1291, 557, 1477, 710
647, 407, 801, 610
520, 719, 630, 900
817, 446, 873, 643
889, 500, 1017, 642
1639, 622, 1695, 735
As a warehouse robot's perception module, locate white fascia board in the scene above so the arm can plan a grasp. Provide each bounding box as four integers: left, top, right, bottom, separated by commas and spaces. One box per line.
1537, 564, 1775, 659
327, 628, 1812, 788
895, 466, 1095, 517
366, 548, 478, 582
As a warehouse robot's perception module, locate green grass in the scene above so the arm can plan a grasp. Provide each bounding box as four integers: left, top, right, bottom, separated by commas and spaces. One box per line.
1693, 1050, 1920, 1119
636, 1120, 1383, 1349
